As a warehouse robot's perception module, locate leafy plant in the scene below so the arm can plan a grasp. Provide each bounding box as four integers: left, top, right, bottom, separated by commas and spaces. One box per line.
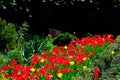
0, 19, 18, 51
85, 32, 93, 37
90, 42, 120, 80
115, 35, 120, 42
0, 52, 9, 67
7, 48, 24, 65
21, 41, 34, 63
53, 32, 77, 46
0, 18, 30, 52
21, 35, 55, 63
0, 33, 117, 80
16, 21, 29, 48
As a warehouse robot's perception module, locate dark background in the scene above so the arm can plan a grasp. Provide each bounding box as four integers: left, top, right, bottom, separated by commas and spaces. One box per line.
33, 0, 120, 38
0, 0, 120, 38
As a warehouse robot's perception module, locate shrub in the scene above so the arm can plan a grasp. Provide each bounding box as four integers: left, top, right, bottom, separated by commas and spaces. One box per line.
0, 52, 9, 67
0, 19, 18, 51
0, 19, 29, 52
7, 48, 24, 65
92, 42, 120, 79
53, 32, 77, 46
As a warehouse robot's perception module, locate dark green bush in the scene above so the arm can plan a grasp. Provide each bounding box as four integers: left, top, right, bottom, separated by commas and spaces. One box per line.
0, 19, 29, 52
53, 32, 77, 46
0, 19, 18, 51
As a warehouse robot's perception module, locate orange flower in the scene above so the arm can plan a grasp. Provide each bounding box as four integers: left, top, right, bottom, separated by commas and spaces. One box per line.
48, 34, 51, 37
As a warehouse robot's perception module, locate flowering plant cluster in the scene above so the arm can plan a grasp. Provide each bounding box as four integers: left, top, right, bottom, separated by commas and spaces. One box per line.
0, 34, 116, 80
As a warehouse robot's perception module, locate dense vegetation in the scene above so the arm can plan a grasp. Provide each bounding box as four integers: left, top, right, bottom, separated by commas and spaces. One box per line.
0, 19, 120, 80
0, 0, 120, 79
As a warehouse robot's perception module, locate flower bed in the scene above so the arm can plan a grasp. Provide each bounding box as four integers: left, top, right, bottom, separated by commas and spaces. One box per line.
0, 34, 118, 80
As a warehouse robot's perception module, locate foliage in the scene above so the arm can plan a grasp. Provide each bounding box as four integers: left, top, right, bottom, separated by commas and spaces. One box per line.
0, 33, 119, 80
0, 73, 9, 80
115, 35, 120, 42
21, 35, 55, 63
7, 48, 24, 65
0, 19, 18, 51
0, 52, 9, 67
0, 19, 29, 52
16, 21, 29, 48
90, 42, 120, 80
0, 33, 115, 80
70, 35, 120, 80
71, 68, 93, 80
85, 32, 93, 37
31, 35, 48, 53
21, 41, 34, 63
53, 32, 77, 46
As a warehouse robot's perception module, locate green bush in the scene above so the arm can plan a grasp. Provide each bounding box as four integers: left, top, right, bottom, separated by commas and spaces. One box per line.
91, 42, 120, 79
0, 19, 29, 52
0, 19, 18, 51
115, 35, 120, 42
53, 32, 77, 46
0, 52, 9, 67
7, 48, 24, 65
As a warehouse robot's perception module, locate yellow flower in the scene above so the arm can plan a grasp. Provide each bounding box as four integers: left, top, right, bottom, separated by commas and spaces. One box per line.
83, 66, 87, 70
82, 57, 87, 61
40, 58, 45, 63
69, 61, 74, 65
30, 67, 36, 72
64, 45, 67, 49
57, 73, 63, 78
111, 50, 115, 55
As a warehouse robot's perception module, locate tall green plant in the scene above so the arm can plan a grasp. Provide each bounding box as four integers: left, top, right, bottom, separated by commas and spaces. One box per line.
21, 35, 55, 63
0, 19, 29, 52
17, 21, 29, 48
0, 19, 18, 51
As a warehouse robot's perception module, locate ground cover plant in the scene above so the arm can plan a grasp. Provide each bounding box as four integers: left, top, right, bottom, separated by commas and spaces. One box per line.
0, 32, 119, 80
